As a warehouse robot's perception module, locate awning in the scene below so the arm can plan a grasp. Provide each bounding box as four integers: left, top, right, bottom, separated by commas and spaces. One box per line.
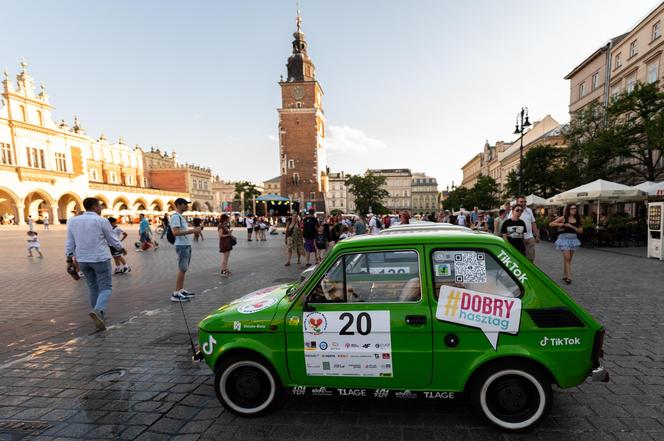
256, 194, 290, 202
636, 181, 664, 197
547, 179, 647, 205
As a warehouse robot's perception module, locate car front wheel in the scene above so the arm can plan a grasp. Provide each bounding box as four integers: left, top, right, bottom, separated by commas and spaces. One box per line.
470, 364, 552, 431
215, 354, 282, 416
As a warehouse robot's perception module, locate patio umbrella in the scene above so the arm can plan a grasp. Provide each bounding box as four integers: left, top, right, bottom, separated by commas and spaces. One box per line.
636, 181, 664, 197
511, 194, 549, 207
547, 179, 647, 227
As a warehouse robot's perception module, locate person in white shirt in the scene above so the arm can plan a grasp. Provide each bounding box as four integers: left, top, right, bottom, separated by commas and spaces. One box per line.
368, 213, 380, 235
108, 217, 130, 274
457, 211, 467, 227
508, 196, 540, 262
65, 197, 126, 331
245, 215, 254, 242
170, 198, 201, 302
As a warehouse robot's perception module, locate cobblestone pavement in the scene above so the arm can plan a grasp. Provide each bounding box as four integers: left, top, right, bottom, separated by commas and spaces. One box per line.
0, 226, 663, 440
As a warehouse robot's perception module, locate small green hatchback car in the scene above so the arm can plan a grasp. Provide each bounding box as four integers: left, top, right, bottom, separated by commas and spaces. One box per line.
197, 228, 608, 431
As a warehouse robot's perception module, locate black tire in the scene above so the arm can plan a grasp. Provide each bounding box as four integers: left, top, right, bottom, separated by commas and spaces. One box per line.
214, 353, 283, 416
468, 361, 552, 431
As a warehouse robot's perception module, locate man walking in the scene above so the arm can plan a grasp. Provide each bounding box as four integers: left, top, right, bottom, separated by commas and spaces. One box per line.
169, 198, 200, 302
302, 209, 318, 266
510, 196, 540, 262
65, 197, 126, 331
501, 205, 527, 256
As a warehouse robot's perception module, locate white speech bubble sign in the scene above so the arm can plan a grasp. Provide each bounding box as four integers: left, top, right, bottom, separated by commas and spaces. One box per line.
436, 285, 521, 350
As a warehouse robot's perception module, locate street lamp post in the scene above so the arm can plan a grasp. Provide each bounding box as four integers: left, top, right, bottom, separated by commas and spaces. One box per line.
513, 107, 532, 196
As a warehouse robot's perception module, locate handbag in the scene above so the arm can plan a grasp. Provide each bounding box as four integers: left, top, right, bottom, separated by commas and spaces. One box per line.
230, 236, 237, 246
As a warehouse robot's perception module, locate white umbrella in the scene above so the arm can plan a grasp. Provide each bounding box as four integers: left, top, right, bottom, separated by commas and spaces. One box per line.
636, 181, 664, 197
511, 194, 549, 207
548, 179, 647, 227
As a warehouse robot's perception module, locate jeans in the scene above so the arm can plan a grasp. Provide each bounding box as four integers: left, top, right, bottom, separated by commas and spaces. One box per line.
79, 259, 113, 312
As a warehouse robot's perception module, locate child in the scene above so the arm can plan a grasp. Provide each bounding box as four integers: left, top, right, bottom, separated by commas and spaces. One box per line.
26, 231, 43, 257
314, 224, 328, 263
338, 226, 351, 241
108, 217, 130, 274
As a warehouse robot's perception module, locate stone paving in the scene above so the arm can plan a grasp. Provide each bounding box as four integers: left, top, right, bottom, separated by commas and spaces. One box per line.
0, 226, 663, 440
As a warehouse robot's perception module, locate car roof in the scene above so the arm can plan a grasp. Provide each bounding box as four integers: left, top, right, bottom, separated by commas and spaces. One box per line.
341, 227, 504, 248
380, 223, 470, 234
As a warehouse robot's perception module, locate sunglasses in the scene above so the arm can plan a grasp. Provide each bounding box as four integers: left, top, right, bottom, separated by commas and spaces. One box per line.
514, 209, 523, 213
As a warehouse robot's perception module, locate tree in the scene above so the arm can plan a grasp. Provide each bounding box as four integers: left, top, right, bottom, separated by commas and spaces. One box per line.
471, 175, 501, 209
234, 181, 261, 211
345, 171, 389, 216
442, 186, 470, 212
607, 82, 664, 183
502, 145, 570, 199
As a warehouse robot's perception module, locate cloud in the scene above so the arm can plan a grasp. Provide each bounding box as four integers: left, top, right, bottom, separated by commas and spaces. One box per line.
267, 134, 277, 142
326, 125, 387, 153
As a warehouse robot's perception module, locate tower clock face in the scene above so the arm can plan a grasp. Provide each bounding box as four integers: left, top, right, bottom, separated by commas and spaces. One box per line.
291, 86, 305, 100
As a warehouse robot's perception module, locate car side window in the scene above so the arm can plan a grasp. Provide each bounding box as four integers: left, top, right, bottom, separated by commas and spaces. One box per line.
431, 250, 520, 298
310, 250, 421, 303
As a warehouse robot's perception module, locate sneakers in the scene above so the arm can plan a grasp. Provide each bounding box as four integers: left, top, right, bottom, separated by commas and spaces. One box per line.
114, 267, 123, 274
181, 289, 196, 297
89, 310, 106, 331
170, 292, 190, 302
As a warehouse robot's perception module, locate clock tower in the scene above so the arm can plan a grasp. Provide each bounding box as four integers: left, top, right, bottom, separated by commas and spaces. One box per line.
278, 9, 327, 212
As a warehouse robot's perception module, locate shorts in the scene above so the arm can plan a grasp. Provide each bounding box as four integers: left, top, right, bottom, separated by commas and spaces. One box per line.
304, 238, 316, 253
175, 245, 192, 272
109, 246, 123, 257
287, 237, 304, 254
525, 238, 536, 262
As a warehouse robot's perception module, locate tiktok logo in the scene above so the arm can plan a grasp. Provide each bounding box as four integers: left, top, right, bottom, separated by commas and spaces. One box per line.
202, 335, 217, 355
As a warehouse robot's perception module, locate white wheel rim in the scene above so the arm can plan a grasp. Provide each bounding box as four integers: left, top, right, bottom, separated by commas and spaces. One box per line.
479, 369, 546, 430
219, 360, 276, 414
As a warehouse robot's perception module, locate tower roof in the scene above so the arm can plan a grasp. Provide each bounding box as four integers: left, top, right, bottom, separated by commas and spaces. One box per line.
286, 6, 316, 82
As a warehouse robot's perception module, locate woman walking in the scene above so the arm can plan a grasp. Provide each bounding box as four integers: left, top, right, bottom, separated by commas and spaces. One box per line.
218, 214, 234, 277
550, 204, 582, 284
284, 213, 304, 266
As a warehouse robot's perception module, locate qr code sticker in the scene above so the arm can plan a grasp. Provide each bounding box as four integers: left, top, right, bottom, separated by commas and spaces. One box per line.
453, 252, 487, 283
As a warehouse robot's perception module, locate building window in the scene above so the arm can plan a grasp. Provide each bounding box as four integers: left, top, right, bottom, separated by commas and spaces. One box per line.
295, 102, 302, 108
653, 21, 661, 41
0, 143, 13, 165
292, 173, 300, 185
19, 105, 27, 122
647, 60, 659, 84
591, 72, 600, 90
578, 82, 587, 98
629, 40, 638, 58
288, 159, 295, 169
126, 175, 133, 185
626, 75, 636, 94
615, 52, 622, 69
109, 171, 117, 183
90, 168, 98, 181
36, 110, 43, 126
55, 152, 67, 172
309, 192, 316, 200
611, 84, 621, 100
26, 147, 45, 169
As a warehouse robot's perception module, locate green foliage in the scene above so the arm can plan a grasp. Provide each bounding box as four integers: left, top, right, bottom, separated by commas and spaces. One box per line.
330, 209, 344, 216
234, 181, 261, 211
502, 144, 569, 199
345, 171, 389, 216
444, 175, 500, 211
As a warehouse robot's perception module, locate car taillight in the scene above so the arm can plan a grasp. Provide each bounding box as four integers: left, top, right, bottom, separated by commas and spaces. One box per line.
591, 328, 605, 362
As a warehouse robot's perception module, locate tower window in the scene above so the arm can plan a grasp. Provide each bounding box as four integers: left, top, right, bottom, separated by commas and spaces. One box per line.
295, 102, 302, 108
292, 173, 300, 185
288, 159, 295, 169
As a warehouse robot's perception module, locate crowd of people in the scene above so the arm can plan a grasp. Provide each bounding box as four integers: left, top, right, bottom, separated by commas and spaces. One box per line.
53, 192, 587, 332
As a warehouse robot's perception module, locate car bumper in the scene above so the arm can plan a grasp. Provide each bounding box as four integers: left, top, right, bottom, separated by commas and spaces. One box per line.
591, 362, 609, 382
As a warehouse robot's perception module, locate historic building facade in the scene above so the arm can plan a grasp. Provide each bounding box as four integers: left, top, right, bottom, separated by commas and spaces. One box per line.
0, 61, 187, 224
325, 171, 355, 213
411, 173, 439, 213
212, 176, 237, 212
278, 11, 327, 212
369, 169, 413, 213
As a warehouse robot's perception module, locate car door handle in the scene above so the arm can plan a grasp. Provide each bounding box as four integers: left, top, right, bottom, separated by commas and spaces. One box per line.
405, 315, 427, 325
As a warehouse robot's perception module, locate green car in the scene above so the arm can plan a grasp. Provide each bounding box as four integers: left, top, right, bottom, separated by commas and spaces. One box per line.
197, 228, 608, 431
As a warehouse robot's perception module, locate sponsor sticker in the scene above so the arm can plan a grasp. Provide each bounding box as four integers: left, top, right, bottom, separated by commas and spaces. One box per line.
540, 336, 581, 347
436, 285, 521, 350
202, 335, 217, 356
230, 285, 279, 304
233, 321, 241, 331
496, 249, 528, 283
236, 297, 278, 314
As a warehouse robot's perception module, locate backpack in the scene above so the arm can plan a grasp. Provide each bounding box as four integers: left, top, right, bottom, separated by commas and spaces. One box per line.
375, 217, 382, 229
166, 213, 181, 245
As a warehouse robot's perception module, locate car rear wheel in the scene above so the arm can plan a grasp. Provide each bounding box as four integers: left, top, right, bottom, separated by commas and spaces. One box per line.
215, 354, 282, 416
470, 364, 552, 431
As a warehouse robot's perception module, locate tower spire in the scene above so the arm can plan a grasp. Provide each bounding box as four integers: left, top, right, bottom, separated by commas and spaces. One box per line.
296, 1, 302, 33
286, 2, 315, 82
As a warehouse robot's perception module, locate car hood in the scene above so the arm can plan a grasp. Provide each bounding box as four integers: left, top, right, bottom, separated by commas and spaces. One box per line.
199, 284, 292, 332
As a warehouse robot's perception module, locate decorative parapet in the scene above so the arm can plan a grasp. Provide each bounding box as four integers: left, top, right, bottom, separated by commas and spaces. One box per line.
89, 182, 188, 198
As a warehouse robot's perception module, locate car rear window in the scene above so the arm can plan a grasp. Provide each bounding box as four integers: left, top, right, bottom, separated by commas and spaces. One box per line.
431, 250, 521, 299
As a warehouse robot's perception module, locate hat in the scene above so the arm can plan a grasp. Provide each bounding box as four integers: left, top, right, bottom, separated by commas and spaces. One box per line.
174, 197, 191, 205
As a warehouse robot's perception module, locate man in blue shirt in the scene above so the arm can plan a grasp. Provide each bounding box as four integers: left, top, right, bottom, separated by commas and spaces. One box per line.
169, 198, 201, 302
138, 214, 150, 250
65, 197, 126, 331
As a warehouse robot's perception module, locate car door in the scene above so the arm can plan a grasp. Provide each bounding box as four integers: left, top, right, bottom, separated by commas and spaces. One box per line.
285, 247, 433, 389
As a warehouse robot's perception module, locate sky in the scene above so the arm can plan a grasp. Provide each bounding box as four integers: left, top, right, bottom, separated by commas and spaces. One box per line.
1, 0, 661, 189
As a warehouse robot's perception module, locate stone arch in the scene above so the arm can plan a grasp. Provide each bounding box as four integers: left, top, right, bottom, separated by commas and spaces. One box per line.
191, 201, 202, 211
166, 200, 176, 212
133, 197, 149, 211
24, 189, 56, 223
150, 199, 165, 212
204, 201, 214, 212
57, 193, 83, 221
0, 187, 20, 225
112, 196, 131, 211
93, 194, 110, 209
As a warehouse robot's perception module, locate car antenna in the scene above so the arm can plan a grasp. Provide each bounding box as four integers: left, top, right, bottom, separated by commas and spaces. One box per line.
178, 300, 198, 360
